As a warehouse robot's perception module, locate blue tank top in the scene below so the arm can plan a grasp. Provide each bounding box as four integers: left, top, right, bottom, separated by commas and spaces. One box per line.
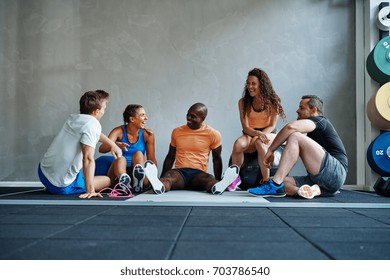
120, 126, 146, 166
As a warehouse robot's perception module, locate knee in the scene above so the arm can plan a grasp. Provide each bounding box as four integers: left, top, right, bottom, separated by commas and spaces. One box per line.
115, 156, 127, 165
284, 132, 304, 147
233, 138, 248, 152
161, 171, 173, 182
254, 139, 267, 153
287, 132, 303, 141
132, 151, 145, 162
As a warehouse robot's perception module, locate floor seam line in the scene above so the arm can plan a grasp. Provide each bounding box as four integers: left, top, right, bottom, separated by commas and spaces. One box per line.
1, 205, 117, 259
165, 207, 193, 260
269, 207, 335, 260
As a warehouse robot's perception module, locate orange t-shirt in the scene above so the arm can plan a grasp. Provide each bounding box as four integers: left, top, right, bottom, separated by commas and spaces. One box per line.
247, 107, 272, 129
171, 124, 222, 172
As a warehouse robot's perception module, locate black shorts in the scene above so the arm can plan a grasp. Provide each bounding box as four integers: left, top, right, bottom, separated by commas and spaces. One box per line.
175, 168, 204, 189
242, 128, 277, 135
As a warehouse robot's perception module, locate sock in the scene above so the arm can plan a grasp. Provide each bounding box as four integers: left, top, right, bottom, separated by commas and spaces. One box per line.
271, 179, 282, 186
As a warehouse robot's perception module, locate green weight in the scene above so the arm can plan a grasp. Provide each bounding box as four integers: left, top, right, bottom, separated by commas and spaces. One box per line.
366, 36, 390, 85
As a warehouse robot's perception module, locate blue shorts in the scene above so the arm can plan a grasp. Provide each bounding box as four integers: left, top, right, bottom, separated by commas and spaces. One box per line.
293, 152, 347, 194
95, 156, 115, 176
94, 155, 134, 176
175, 168, 204, 189
38, 164, 86, 195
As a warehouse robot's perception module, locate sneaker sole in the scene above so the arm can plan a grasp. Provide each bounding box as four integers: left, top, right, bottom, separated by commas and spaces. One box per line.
211, 165, 240, 195
143, 160, 165, 195
248, 191, 286, 198
227, 179, 241, 192
132, 164, 145, 193
298, 184, 321, 199
119, 174, 131, 193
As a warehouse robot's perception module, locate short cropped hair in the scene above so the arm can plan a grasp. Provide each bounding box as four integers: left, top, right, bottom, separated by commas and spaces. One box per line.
79, 90, 109, 114
302, 95, 323, 115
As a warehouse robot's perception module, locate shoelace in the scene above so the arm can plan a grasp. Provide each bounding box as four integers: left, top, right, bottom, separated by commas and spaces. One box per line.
99, 183, 134, 198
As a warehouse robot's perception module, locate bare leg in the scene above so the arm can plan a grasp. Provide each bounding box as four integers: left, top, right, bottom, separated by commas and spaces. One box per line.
106, 156, 128, 185
93, 176, 111, 191
272, 132, 325, 185
160, 170, 186, 192
132, 151, 146, 166
191, 172, 218, 192
255, 133, 276, 182
230, 135, 251, 166
109, 157, 127, 178
283, 176, 299, 196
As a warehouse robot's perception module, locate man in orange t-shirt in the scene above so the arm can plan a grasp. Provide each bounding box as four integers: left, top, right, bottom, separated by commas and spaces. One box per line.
143, 103, 239, 194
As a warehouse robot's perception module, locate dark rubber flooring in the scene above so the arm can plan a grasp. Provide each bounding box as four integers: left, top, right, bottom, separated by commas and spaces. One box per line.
0, 187, 389, 260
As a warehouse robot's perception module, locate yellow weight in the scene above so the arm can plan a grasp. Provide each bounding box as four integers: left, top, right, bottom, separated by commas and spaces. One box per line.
367, 82, 390, 130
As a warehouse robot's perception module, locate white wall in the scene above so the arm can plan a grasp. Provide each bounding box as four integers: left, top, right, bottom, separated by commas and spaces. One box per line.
0, 0, 357, 183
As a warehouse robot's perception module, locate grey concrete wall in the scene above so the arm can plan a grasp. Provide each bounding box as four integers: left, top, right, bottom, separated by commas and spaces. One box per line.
0, 0, 356, 183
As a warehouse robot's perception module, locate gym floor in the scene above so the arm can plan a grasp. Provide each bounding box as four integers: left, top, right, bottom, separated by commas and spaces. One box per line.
0, 186, 390, 260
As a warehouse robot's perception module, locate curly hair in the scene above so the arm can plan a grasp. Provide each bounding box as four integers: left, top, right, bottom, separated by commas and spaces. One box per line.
242, 68, 285, 121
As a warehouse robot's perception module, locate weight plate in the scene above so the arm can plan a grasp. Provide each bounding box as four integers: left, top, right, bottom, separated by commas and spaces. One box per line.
366, 36, 390, 85
367, 82, 390, 130
375, 82, 390, 121
376, 6, 390, 31
367, 131, 390, 176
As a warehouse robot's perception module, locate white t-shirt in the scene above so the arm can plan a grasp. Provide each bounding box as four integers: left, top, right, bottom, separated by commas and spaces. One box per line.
40, 114, 101, 187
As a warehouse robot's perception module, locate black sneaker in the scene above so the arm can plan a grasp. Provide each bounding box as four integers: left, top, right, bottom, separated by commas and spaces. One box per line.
118, 173, 132, 193
132, 164, 145, 193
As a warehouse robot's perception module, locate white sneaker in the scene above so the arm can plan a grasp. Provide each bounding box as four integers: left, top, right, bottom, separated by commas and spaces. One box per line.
143, 160, 165, 195
297, 184, 321, 199
211, 165, 240, 195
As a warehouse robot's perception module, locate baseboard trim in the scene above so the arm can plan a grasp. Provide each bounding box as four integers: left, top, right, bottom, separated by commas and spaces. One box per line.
0, 181, 44, 187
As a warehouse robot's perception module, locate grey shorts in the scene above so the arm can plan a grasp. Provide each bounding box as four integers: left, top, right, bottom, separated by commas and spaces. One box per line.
293, 152, 347, 194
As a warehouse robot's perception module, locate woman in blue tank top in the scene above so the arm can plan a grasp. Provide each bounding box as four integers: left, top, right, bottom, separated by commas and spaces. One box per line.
97, 104, 157, 192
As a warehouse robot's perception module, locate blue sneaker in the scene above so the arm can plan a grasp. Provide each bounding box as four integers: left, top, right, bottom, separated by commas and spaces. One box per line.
247, 179, 286, 197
